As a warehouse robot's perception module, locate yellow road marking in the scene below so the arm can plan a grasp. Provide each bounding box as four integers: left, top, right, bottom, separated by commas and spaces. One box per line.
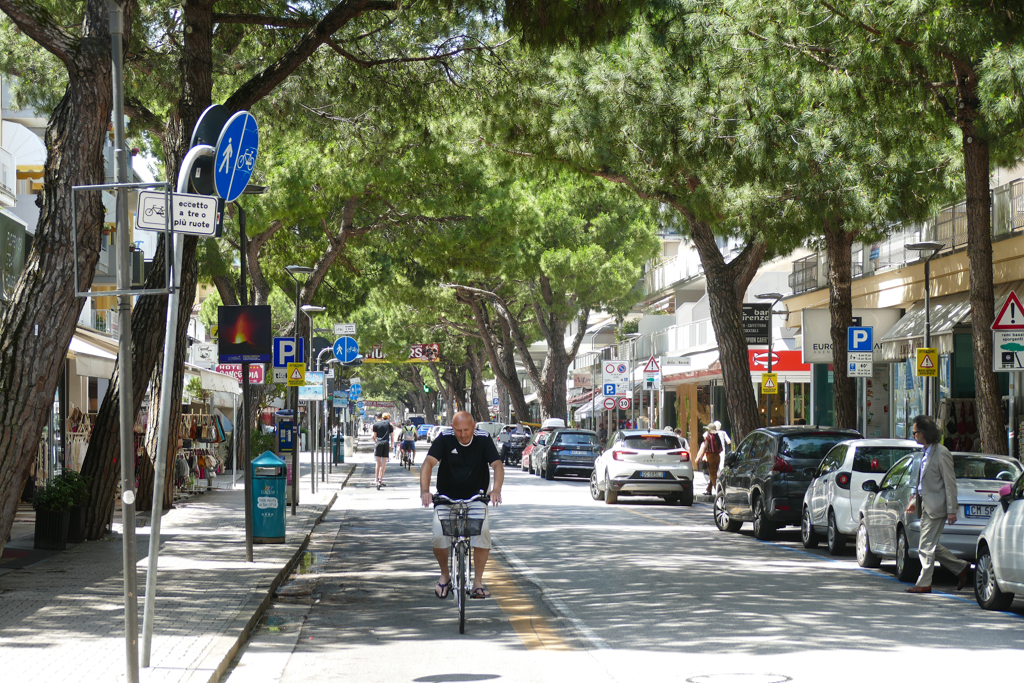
620, 506, 678, 526
487, 558, 571, 651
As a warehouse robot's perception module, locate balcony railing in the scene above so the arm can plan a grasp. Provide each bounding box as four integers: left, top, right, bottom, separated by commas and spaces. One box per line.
91, 309, 119, 338
636, 318, 716, 358
789, 254, 818, 294
643, 253, 703, 296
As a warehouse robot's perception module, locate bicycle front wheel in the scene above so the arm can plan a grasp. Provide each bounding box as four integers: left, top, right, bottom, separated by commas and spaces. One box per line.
456, 542, 467, 634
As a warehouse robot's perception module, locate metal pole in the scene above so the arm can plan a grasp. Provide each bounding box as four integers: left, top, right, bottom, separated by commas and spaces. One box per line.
140, 234, 183, 667
109, 5, 139, 680
239, 206, 253, 560
766, 330, 773, 428
924, 256, 932, 416
292, 280, 300, 516
231, 393, 238, 487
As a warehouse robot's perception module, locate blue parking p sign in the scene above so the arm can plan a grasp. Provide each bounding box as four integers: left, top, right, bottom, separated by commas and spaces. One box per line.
603, 383, 617, 396
847, 326, 873, 353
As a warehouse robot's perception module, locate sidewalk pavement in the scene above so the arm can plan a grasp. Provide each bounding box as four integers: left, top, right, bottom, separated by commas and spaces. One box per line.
0, 446, 361, 683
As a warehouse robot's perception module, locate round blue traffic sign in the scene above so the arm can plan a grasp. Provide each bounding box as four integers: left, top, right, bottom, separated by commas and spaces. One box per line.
333, 336, 360, 363
214, 111, 259, 202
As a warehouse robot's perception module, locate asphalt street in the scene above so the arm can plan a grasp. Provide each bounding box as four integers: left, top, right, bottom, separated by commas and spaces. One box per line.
225, 439, 1024, 683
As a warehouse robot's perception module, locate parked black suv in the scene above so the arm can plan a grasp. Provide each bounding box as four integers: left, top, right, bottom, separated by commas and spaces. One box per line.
713, 426, 860, 540
535, 429, 602, 480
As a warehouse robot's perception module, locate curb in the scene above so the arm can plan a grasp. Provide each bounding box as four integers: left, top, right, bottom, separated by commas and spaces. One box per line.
206, 482, 344, 683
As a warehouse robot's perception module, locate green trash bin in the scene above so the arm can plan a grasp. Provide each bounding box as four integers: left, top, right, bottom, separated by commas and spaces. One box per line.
332, 435, 345, 463
251, 451, 286, 544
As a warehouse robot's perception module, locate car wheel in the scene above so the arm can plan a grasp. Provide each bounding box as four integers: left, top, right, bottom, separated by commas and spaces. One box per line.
752, 496, 775, 541
975, 546, 1014, 611
544, 461, 556, 480
589, 470, 604, 501
800, 507, 819, 549
604, 471, 618, 504
856, 521, 882, 568
826, 510, 846, 555
679, 487, 694, 507
714, 490, 741, 532
895, 527, 920, 583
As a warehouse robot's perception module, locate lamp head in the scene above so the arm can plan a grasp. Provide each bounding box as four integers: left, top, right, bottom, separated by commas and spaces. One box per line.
301, 305, 326, 313
285, 265, 314, 276
755, 292, 785, 302
906, 241, 944, 254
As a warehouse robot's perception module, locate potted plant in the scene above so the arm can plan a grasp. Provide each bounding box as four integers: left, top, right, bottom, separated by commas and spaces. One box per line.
33, 479, 75, 550
60, 470, 90, 543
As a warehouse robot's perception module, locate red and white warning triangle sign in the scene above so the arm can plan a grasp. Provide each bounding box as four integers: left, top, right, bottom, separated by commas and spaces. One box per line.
919, 354, 935, 369
289, 366, 303, 380
992, 291, 1024, 330
643, 356, 660, 373
763, 376, 776, 388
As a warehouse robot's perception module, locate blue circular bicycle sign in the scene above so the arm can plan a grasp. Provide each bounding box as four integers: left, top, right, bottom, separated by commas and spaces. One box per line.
214, 111, 259, 202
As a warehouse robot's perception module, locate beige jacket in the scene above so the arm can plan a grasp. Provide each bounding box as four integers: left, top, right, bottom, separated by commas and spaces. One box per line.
918, 443, 958, 518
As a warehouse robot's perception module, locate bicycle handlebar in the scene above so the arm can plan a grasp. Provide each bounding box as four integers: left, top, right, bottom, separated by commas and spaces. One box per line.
432, 491, 489, 506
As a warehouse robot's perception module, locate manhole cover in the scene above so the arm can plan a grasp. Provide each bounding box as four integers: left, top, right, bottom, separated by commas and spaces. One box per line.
687, 675, 791, 683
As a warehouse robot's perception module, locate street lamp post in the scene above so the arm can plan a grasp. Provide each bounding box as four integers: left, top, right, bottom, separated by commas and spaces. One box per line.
756, 293, 785, 427
300, 305, 326, 494
285, 266, 314, 515
906, 242, 944, 417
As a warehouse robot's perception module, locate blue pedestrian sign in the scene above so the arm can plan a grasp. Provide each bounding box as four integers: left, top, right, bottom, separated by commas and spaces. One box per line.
214, 111, 259, 202
847, 326, 873, 353
333, 336, 360, 363
350, 383, 362, 397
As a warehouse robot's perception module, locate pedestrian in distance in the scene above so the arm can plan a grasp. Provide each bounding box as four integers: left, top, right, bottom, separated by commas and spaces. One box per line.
372, 413, 394, 489
713, 420, 732, 454
420, 411, 504, 600
695, 422, 724, 496
906, 414, 971, 594
597, 422, 608, 444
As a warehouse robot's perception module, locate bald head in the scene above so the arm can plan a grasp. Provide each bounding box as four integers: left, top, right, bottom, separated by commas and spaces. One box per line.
452, 411, 475, 445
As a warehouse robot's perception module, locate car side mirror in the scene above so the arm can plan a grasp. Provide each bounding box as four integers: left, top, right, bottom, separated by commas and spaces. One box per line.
862, 480, 880, 494
724, 453, 737, 467
999, 483, 1013, 512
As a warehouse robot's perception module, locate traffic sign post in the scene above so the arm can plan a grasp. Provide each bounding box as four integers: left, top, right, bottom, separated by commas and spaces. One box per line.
603, 397, 616, 410
992, 292, 1024, 372
287, 362, 306, 387
602, 362, 630, 395
214, 111, 259, 202
761, 373, 778, 395
617, 397, 631, 410
135, 190, 221, 236
847, 326, 873, 378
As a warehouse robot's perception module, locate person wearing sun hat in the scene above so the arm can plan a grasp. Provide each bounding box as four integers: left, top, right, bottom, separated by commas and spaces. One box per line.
695, 422, 724, 495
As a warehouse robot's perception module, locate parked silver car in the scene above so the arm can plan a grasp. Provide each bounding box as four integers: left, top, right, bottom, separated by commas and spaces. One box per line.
801, 439, 921, 555
856, 452, 1023, 581
974, 473, 1024, 610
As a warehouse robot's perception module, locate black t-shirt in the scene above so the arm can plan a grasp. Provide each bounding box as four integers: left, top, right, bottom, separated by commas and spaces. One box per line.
426, 430, 501, 500
372, 421, 393, 444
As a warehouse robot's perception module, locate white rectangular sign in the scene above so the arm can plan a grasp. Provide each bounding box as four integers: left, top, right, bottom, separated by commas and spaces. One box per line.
273, 367, 287, 384
994, 330, 1024, 372
334, 323, 356, 336
848, 361, 873, 378
661, 356, 692, 366
135, 190, 220, 237
801, 308, 902, 363
601, 361, 630, 395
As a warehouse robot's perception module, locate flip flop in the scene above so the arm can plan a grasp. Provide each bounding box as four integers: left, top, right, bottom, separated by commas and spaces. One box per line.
435, 580, 451, 599
471, 587, 491, 599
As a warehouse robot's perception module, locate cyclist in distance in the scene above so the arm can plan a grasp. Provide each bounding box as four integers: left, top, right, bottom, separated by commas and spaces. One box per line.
401, 421, 417, 462
420, 411, 504, 599
372, 412, 394, 488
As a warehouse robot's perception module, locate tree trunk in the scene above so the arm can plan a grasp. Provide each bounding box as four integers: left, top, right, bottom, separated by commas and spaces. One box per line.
427, 362, 454, 423
954, 62, 1003, 453
685, 215, 766, 442
466, 345, 490, 422
824, 218, 859, 430
463, 296, 531, 423
0, 0, 113, 555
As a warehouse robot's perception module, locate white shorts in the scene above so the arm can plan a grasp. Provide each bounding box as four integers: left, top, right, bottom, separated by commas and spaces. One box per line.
432, 501, 491, 550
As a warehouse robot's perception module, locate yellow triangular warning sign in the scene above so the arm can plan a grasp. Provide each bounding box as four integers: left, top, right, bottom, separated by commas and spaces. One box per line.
290, 367, 303, 379
919, 354, 934, 369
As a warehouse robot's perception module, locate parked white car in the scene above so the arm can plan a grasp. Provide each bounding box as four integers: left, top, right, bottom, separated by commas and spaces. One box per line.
426, 425, 447, 443
975, 473, 1024, 610
590, 430, 694, 506
801, 438, 921, 554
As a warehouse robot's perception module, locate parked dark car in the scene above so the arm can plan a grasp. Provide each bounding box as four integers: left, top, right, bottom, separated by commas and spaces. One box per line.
535, 429, 603, 480
713, 426, 861, 540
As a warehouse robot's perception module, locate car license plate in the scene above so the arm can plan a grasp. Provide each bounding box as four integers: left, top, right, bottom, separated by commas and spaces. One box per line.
965, 505, 995, 519
571, 450, 587, 455
641, 471, 667, 478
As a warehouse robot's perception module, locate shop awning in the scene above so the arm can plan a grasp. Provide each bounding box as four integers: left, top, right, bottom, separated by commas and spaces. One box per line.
574, 401, 598, 421
661, 351, 722, 386
879, 280, 1024, 360
524, 392, 540, 404
184, 364, 243, 395
70, 336, 117, 379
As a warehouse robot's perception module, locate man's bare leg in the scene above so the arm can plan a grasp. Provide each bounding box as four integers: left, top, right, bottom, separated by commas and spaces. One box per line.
473, 547, 489, 590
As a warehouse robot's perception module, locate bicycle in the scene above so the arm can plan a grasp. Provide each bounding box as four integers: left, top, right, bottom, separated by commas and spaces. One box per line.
400, 440, 415, 469
434, 492, 489, 634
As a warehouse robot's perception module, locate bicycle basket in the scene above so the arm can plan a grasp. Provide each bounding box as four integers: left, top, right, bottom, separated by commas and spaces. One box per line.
438, 505, 486, 537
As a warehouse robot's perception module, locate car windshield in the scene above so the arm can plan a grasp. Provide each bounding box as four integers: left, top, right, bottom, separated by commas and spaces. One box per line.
853, 446, 921, 474
954, 456, 1023, 482
622, 435, 684, 450
556, 432, 599, 445
779, 434, 853, 460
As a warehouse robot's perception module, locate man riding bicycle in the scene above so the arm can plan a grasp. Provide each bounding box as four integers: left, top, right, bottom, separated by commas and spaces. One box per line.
420, 411, 503, 600
400, 422, 417, 464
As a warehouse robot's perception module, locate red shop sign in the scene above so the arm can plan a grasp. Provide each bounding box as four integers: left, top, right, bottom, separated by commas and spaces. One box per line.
748, 350, 810, 373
